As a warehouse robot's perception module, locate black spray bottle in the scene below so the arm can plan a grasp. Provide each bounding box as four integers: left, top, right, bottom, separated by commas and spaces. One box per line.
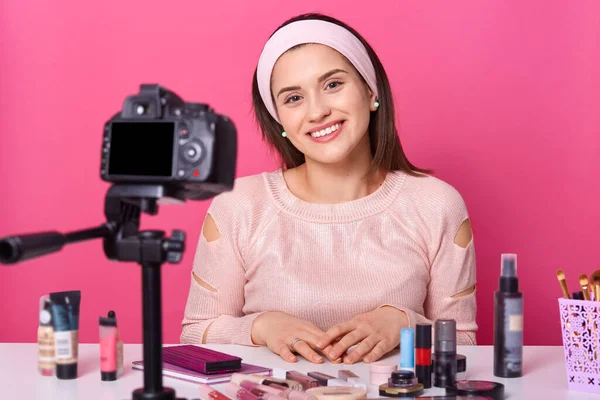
493, 253, 523, 377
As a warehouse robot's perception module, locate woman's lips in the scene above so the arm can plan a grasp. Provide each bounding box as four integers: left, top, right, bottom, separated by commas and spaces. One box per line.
307, 121, 345, 143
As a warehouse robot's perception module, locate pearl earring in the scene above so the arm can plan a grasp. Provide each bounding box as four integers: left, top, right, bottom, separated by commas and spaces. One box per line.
373, 101, 380, 109
282, 131, 287, 138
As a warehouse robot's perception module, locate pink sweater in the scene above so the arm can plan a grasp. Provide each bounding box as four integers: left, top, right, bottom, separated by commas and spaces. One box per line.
180, 169, 477, 346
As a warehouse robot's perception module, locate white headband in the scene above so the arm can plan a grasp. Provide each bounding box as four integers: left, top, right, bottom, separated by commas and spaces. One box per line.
257, 19, 378, 124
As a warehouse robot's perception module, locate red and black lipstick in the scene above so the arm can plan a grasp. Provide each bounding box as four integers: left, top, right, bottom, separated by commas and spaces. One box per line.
415, 323, 432, 388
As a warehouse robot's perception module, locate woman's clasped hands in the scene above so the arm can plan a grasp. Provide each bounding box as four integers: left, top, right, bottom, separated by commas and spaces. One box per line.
251, 306, 408, 364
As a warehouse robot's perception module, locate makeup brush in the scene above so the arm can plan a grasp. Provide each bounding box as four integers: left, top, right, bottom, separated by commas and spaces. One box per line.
579, 274, 590, 301
591, 274, 600, 302
591, 270, 600, 301
556, 269, 570, 299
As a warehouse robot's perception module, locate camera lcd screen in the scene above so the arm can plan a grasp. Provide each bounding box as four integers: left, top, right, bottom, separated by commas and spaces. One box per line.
108, 122, 174, 177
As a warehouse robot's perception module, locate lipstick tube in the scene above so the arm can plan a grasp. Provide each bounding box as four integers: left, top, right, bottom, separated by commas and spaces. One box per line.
199, 383, 233, 400
415, 323, 432, 388
286, 371, 319, 390
240, 381, 283, 396
231, 373, 303, 391
226, 383, 288, 400
243, 382, 316, 400
307, 372, 336, 386
338, 370, 360, 384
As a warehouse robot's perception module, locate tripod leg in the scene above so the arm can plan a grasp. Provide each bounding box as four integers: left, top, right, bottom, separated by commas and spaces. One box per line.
132, 262, 177, 400
143, 262, 163, 392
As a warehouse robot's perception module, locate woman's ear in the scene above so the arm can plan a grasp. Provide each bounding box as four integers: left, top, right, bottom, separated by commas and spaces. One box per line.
365, 85, 378, 111
369, 93, 379, 112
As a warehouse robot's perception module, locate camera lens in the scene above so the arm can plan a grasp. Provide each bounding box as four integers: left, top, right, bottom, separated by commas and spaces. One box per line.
136, 105, 145, 115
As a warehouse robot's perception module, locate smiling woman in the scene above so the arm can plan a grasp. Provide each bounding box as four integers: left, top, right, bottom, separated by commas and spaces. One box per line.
181, 13, 478, 366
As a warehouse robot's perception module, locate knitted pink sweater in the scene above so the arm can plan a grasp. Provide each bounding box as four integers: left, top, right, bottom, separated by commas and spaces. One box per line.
181, 169, 477, 346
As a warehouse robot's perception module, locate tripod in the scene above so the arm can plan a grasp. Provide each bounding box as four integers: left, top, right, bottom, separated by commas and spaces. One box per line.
0, 184, 191, 400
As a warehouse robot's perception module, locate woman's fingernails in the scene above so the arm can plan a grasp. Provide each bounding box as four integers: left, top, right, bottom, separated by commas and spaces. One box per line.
364, 357, 371, 363
315, 356, 323, 363
316, 341, 324, 348
329, 352, 337, 359
335, 357, 342, 363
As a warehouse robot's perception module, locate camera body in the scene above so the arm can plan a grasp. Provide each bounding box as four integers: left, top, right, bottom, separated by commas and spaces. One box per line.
100, 84, 237, 200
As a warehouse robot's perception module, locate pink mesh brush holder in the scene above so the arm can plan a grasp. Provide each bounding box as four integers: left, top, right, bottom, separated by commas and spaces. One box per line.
558, 298, 600, 393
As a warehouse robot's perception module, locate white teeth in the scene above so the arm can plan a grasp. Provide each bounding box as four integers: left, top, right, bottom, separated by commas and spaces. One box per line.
310, 123, 340, 138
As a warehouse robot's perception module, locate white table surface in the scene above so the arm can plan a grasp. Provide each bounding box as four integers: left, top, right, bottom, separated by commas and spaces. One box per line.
0, 343, 595, 399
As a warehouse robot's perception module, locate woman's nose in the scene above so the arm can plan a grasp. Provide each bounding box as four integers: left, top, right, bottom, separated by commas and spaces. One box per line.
307, 94, 331, 122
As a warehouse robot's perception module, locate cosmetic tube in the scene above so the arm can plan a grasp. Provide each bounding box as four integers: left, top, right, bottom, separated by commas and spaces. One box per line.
38, 295, 55, 376
50, 290, 81, 379
433, 319, 456, 388
108, 311, 124, 377
99, 312, 118, 381
198, 383, 232, 400
400, 328, 415, 372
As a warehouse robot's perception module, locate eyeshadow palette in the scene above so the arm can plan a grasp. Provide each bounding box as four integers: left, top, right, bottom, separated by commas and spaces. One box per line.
162, 345, 242, 374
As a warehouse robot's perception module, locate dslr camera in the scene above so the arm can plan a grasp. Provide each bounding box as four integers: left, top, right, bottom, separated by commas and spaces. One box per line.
100, 84, 237, 200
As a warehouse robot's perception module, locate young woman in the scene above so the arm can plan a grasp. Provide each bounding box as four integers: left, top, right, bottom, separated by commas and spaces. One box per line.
181, 13, 477, 365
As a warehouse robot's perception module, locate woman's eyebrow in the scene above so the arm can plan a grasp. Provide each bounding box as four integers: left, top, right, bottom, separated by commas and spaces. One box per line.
276, 68, 348, 99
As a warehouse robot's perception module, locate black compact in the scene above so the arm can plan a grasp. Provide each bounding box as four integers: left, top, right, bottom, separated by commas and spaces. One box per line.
445, 380, 505, 400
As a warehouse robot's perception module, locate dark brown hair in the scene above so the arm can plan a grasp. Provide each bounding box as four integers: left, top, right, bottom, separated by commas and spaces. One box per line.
251, 13, 431, 177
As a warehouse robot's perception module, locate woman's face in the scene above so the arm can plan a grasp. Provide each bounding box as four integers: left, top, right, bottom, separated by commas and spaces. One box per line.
271, 44, 377, 165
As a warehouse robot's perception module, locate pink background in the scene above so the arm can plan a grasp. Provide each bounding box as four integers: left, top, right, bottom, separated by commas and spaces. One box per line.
1, 0, 599, 346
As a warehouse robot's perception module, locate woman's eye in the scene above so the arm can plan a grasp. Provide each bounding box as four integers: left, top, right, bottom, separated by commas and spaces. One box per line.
327, 81, 342, 89
285, 95, 301, 104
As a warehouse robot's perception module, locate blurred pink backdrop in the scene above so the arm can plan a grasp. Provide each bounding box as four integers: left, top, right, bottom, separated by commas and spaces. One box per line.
1, 0, 598, 346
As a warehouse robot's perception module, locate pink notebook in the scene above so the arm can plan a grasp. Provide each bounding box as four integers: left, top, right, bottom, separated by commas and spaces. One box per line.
131, 360, 272, 384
